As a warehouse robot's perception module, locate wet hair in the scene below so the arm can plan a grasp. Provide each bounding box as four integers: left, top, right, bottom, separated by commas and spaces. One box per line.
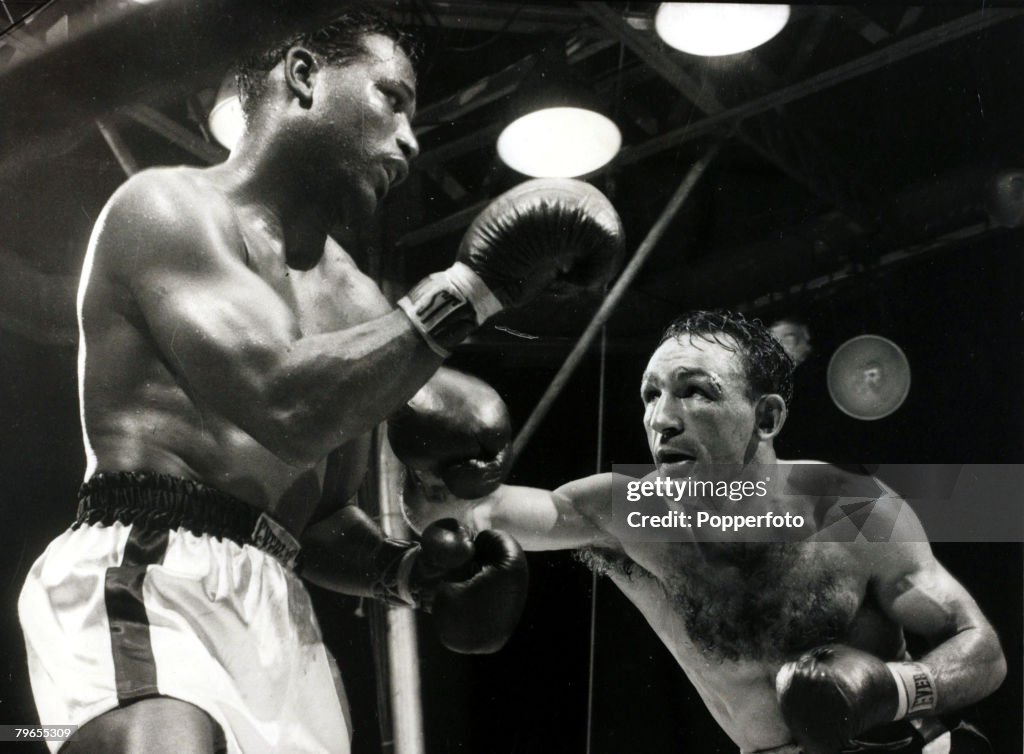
235, 8, 417, 121
657, 310, 794, 405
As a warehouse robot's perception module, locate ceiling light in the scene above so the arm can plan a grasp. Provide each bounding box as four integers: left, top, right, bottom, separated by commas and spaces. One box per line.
655, 3, 790, 57
497, 52, 621, 178
827, 335, 911, 420
498, 107, 621, 178
208, 73, 244, 151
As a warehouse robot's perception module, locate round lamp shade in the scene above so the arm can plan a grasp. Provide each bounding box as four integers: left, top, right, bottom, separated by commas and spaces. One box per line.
497, 107, 621, 178
655, 3, 790, 57
827, 335, 911, 420
209, 75, 244, 151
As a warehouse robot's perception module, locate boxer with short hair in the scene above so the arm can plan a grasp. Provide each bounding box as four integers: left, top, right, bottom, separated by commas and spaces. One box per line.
405, 310, 1005, 753
17, 8, 622, 753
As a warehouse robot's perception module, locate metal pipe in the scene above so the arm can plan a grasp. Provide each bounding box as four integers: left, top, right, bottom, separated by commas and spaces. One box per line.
375, 430, 426, 754
511, 142, 722, 461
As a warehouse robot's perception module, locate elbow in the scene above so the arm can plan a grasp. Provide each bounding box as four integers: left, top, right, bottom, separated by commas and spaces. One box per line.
988, 640, 1008, 693
254, 402, 339, 467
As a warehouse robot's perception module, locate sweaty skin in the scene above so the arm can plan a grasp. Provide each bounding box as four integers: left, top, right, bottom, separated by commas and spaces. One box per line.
78, 34, 429, 537
405, 335, 1005, 753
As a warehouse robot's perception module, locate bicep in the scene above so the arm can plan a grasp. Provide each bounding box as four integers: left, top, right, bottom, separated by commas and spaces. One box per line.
874, 553, 984, 643
868, 500, 989, 643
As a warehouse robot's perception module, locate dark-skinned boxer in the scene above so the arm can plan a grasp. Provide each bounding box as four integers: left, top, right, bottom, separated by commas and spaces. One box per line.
405, 310, 1004, 754
17, 9, 623, 754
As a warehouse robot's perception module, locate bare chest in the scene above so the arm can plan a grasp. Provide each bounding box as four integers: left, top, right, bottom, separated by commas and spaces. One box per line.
244, 234, 392, 335
619, 542, 869, 663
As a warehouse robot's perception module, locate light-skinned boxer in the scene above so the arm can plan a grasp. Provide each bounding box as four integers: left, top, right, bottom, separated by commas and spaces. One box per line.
405, 310, 1005, 754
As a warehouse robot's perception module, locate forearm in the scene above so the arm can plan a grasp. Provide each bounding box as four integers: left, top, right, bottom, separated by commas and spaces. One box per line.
910, 625, 1006, 713
259, 310, 443, 462
300, 504, 406, 599
403, 474, 613, 551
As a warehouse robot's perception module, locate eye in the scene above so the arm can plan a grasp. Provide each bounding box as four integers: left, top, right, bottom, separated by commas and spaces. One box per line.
641, 386, 660, 404
682, 384, 710, 400
381, 88, 400, 110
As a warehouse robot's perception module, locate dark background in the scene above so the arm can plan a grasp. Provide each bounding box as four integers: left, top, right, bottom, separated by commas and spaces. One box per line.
1, 2, 1022, 752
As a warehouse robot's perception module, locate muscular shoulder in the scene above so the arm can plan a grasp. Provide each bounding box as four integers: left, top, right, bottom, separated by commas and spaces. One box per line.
785, 461, 932, 575
92, 167, 242, 276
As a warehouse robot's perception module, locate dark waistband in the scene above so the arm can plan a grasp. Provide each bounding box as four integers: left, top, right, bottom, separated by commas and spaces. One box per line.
75, 471, 301, 570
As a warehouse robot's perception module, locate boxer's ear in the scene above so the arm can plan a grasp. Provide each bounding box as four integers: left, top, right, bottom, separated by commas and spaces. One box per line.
284, 47, 317, 107
755, 394, 787, 440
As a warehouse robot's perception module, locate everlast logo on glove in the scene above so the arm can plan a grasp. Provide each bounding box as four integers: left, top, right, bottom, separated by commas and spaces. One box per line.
909, 670, 936, 713
416, 287, 463, 328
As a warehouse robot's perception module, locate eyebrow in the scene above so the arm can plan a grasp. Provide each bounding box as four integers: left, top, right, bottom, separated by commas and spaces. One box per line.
382, 77, 417, 112
640, 368, 724, 395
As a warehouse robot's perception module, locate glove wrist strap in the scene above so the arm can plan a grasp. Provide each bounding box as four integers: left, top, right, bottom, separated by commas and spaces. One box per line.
446, 262, 503, 321
397, 264, 501, 358
370, 539, 421, 608
887, 661, 937, 720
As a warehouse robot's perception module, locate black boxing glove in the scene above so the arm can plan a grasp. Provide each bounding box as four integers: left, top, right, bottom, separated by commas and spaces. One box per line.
388, 368, 511, 499
776, 645, 938, 754
371, 519, 528, 654
397, 178, 624, 357
424, 521, 529, 654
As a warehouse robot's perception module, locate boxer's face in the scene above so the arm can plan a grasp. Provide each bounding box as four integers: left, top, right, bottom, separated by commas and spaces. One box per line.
641, 334, 760, 479
304, 33, 418, 223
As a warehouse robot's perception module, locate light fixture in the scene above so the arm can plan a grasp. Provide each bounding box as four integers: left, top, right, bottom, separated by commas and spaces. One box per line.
497, 52, 621, 178
208, 72, 244, 151
827, 335, 911, 420
498, 107, 620, 179
655, 3, 790, 57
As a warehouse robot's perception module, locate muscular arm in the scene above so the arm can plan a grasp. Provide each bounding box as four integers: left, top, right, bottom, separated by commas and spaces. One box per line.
866, 497, 1006, 713
403, 472, 621, 551
88, 171, 442, 465
300, 501, 396, 597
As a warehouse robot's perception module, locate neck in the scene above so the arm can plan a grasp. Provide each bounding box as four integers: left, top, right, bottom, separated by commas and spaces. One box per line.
219, 133, 334, 269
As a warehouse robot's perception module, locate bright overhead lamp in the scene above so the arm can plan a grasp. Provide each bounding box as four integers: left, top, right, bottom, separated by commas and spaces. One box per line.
498, 107, 621, 179
655, 3, 790, 57
497, 52, 621, 178
208, 73, 244, 151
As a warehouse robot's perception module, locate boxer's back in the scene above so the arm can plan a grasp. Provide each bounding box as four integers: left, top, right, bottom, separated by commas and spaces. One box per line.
78, 166, 387, 532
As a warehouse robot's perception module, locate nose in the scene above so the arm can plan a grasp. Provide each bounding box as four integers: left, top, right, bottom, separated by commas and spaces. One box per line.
396, 115, 420, 161
648, 394, 684, 437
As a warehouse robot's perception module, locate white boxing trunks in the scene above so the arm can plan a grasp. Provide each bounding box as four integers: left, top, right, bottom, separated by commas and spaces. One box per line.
17, 472, 351, 754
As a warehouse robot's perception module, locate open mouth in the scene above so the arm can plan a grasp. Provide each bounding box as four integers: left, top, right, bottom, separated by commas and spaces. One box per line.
656, 449, 696, 465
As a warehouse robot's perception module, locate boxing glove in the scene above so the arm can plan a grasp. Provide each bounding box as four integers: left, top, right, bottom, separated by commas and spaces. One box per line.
776, 645, 936, 754
397, 178, 624, 357
371, 519, 528, 654
388, 368, 511, 499
422, 521, 529, 654
456, 178, 624, 307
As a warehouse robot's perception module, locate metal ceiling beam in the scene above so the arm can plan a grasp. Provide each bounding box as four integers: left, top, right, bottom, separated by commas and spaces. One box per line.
414, 38, 614, 133
606, 6, 1023, 172
0, 0, 362, 166
396, 2, 588, 34
397, 6, 1022, 250
576, 1, 871, 223
95, 118, 139, 177
121, 105, 226, 165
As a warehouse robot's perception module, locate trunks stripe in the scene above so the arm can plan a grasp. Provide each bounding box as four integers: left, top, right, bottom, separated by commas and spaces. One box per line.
104, 526, 169, 704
